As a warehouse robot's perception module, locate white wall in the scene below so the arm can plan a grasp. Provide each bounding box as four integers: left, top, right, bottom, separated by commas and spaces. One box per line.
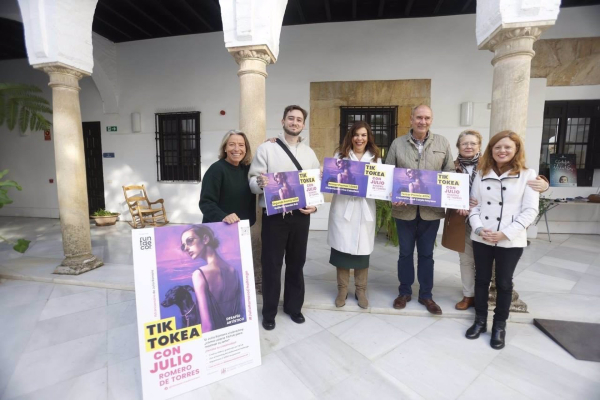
1, 6, 599, 229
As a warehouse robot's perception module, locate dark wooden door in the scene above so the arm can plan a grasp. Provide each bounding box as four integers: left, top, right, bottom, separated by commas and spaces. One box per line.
82, 122, 105, 214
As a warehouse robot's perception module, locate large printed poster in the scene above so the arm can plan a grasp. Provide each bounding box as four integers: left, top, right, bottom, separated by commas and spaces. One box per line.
391, 169, 469, 210
550, 154, 577, 187
263, 169, 324, 215
320, 157, 395, 201
132, 221, 261, 400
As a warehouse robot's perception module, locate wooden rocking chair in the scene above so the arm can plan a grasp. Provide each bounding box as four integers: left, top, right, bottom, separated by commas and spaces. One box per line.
122, 184, 169, 228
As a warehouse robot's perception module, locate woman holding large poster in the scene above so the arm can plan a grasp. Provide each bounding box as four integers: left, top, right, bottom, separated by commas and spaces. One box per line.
465, 131, 539, 350
328, 121, 381, 309
181, 225, 246, 333
199, 130, 256, 226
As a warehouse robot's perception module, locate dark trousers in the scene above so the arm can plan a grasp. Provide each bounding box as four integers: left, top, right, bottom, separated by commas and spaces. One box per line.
261, 209, 310, 321
472, 241, 523, 322
394, 210, 440, 299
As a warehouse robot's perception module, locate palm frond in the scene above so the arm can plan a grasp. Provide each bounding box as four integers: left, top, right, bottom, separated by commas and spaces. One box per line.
0, 83, 52, 133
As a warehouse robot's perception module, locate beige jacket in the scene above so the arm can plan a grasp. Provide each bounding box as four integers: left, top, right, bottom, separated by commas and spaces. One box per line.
384, 130, 454, 220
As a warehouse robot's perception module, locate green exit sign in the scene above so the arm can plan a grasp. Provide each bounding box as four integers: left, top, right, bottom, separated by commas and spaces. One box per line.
106, 126, 117, 132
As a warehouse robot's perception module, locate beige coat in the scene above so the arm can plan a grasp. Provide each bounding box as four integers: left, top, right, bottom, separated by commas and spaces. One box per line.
384, 130, 454, 220
327, 150, 379, 255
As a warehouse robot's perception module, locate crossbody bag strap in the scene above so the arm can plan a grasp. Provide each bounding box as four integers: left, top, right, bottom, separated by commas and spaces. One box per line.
276, 138, 303, 171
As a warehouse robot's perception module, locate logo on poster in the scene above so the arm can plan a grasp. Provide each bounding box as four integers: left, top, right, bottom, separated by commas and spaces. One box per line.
140, 236, 152, 250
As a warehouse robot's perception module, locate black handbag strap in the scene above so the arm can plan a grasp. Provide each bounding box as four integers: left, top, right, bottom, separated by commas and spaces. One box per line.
276, 138, 303, 170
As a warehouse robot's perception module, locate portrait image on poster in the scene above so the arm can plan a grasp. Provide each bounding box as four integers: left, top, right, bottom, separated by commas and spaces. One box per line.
392, 168, 441, 205
264, 171, 305, 214
321, 157, 367, 197
156, 223, 246, 333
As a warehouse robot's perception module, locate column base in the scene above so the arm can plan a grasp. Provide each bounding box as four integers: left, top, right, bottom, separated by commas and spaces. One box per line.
53, 254, 104, 275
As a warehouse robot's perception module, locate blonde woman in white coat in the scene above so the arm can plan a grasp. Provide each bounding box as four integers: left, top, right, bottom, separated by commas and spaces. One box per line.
328, 121, 381, 309
465, 130, 539, 350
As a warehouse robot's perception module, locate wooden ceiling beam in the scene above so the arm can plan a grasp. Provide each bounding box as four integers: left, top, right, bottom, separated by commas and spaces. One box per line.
179, 0, 214, 31
95, 15, 134, 40
461, 0, 474, 12
150, 0, 193, 33
124, 0, 173, 35
97, 1, 152, 38
405, 0, 415, 17
294, 0, 306, 24
378, 0, 386, 18
324, 0, 332, 21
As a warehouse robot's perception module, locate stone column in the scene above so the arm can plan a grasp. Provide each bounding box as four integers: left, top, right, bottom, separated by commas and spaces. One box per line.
480, 26, 550, 313
481, 26, 548, 137
228, 46, 275, 292
36, 62, 104, 275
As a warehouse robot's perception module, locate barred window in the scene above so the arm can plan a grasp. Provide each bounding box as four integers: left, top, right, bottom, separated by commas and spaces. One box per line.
340, 106, 398, 159
155, 112, 201, 182
540, 101, 599, 187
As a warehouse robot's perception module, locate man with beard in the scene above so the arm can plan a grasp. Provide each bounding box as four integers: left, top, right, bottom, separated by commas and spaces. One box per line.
249, 105, 320, 330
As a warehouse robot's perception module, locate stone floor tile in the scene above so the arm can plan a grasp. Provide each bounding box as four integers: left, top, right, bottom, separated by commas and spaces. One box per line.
328, 313, 411, 360
207, 353, 314, 400
39, 289, 107, 321
484, 345, 600, 400
26, 306, 108, 352
107, 357, 142, 400
277, 330, 370, 395
457, 374, 529, 400
7, 368, 108, 400
374, 337, 480, 400
3, 332, 108, 399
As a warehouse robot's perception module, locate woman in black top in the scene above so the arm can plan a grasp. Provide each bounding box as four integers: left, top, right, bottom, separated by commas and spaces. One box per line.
199, 130, 256, 226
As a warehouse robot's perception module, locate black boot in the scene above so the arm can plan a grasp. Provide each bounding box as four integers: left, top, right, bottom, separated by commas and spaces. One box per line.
490, 321, 507, 350
465, 316, 487, 339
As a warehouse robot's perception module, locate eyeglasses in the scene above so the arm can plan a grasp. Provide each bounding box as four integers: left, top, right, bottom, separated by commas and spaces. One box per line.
460, 142, 478, 148
180, 236, 196, 251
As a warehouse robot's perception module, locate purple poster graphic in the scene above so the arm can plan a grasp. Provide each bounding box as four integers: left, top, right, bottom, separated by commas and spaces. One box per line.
321, 157, 368, 197
392, 168, 443, 206
264, 171, 306, 215
392, 169, 469, 210
132, 221, 261, 399
155, 223, 246, 333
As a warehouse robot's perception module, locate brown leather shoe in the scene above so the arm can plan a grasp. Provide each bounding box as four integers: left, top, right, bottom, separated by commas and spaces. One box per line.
393, 295, 411, 309
418, 298, 442, 315
455, 296, 475, 310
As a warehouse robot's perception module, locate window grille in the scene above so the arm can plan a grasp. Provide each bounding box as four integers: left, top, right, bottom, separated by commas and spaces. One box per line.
540, 101, 599, 187
340, 106, 398, 159
155, 112, 201, 182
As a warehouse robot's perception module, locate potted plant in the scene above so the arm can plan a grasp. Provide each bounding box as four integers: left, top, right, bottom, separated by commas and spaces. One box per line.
90, 209, 120, 226
375, 200, 399, 247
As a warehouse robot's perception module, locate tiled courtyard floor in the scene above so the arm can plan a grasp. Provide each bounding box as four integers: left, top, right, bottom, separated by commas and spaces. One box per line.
1, 216, 599, 399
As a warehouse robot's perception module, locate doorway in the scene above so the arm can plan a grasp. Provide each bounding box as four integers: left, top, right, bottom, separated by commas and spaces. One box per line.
82, 121, 106, 214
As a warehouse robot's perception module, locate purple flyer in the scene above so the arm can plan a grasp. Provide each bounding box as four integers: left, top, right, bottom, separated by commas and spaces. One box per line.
392, 169, 469, 210
321, 157, 368, 197
264, 169, 323, 215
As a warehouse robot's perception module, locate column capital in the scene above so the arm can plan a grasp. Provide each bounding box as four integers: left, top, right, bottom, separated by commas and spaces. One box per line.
479, 24, 552, 66
34, 62, 90, 91
228, 45, 275, 78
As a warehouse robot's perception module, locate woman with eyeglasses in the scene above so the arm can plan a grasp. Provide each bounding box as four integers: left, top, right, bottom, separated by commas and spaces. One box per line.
199, 130, 256, 226
441, 130, 548, 312
181, 225, 245, 333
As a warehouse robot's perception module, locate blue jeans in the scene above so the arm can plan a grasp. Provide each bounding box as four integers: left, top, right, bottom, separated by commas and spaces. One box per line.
394, 210, 440, 299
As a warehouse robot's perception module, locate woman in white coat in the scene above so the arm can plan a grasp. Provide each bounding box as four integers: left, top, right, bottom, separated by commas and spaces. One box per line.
465, 130, 539, 350
328, 121, 381, 309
